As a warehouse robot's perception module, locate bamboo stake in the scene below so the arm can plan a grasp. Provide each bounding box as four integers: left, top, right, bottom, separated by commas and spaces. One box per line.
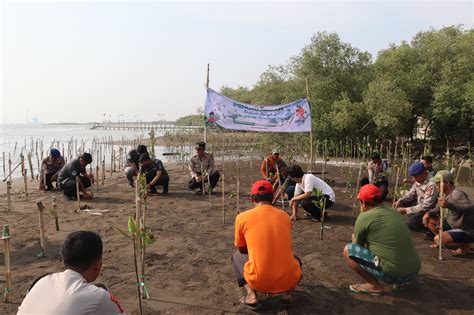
455, 159, 464, 186
320, 197, 327, 240
2, 225, 12, 303
28, 153, 34, 180
207, 171, 212, 208
352, 164, 363, 216
22, 155, 29, 200
36, 202, 47, 257
392, 166, 401, 208
439, 175, 445, 261
96, 154, 100, 191
222, 172, 225, 224
6, 181, 12, 212
52, 196, 59, 231
2, 152, 5, 175
76, 177, 81, 212
102, 157, 105, 185
236, 156, 240, 214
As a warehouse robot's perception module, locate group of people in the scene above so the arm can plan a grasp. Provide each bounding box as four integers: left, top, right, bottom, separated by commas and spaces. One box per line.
233, 152, 473, 309
30, 145, 473, 313
39, 141, 222, 199
39, 150, 94, 200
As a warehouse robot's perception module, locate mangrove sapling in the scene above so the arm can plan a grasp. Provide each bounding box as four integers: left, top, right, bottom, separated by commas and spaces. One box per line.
311, 188, 328, 240
115, 216, 155, 315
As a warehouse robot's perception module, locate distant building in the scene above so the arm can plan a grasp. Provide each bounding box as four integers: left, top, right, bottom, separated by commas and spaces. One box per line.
31, 117, 41, 124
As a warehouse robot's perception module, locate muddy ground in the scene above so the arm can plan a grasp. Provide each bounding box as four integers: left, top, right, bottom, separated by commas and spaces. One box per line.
1, 159, 474, 314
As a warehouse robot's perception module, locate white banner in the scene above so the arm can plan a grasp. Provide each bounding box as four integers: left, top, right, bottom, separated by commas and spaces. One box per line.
204, 89, 311, 133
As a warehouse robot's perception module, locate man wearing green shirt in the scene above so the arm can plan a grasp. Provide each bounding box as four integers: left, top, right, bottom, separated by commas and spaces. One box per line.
343, 184, 421, 295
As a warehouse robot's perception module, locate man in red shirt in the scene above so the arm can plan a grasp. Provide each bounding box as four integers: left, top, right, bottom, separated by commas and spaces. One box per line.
232, 180, 302, 310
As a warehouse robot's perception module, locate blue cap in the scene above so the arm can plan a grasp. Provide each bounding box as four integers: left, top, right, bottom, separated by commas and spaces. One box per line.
50, 148, 61, 158
408, 162, 425, 176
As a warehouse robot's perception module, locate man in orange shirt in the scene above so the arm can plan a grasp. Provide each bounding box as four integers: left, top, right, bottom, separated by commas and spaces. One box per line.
260, 149, 288, 184
232, 180, 302, 310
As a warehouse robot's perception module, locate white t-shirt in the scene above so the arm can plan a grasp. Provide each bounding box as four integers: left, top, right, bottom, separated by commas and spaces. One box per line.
294, 174, 336, 202
18, 269, 124, 315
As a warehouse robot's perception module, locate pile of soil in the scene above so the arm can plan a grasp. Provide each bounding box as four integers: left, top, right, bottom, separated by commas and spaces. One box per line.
1, 160, 473, 314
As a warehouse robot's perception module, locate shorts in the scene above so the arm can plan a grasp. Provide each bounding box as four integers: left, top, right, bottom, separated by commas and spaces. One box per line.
447, 229, 474, 243
346, 243, 418, 285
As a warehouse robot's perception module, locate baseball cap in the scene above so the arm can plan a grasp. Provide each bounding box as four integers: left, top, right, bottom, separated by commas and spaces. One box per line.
271, 148, 279, 155
431, 170, 455, 183
357, 184, 382, 202
408, 162, 426, 176
250, 180, 273, 195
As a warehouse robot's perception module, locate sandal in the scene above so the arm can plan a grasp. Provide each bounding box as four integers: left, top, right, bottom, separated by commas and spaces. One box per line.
451, 248, 467, 256
239, 296, 261, 311
349, 284, 383, 296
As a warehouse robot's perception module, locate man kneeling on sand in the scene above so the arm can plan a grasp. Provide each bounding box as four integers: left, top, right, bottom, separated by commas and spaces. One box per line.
18, 231, 124, 314
231, 180, 302, 310
343, 184, 421, 295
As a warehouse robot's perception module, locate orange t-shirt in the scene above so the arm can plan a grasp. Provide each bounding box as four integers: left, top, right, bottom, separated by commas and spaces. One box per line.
234, 204, 302, 293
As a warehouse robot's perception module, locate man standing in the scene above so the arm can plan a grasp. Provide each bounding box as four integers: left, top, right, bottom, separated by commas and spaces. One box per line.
124, 145, 148, 187
344, 184, 421, 295
395, 162, 438, 231
57, 153, 94, 200
232, 180, 302, 310
425, 170, 474, 255
188, 141, 220, 194
138, 152, 169, 194
39, 148, 65, 191
288, 165, 335, 222
18, 231, 124, 314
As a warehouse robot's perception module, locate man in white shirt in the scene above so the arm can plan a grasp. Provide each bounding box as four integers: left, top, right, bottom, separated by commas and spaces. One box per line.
288, 165, 336, 222
18, 231, 124, 315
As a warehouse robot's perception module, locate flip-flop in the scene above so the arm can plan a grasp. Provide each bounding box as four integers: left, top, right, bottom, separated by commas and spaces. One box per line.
239, 296, 261, 311
451, 248, 467, 256
349, 284, 383, 296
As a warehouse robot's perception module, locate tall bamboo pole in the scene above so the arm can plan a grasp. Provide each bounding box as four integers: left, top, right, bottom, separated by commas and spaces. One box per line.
305, 78, 313, 172
204, 63, 210, 143
2, 225, 12, 303
236, 155, 240, 214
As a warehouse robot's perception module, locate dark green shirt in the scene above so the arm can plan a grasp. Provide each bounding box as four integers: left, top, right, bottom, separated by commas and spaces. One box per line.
354, 206, 421, 277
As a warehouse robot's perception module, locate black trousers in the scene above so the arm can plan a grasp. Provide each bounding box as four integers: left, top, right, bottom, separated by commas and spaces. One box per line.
188, 171, 220, 191
61, 177, 91, 198
146, 174, 169, 193
301, 195, 334, 220
43, 173, 55, 190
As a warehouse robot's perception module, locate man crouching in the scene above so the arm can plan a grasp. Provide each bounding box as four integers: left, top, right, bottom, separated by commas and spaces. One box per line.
343, 184, 421, 295
231, 180, 302, 311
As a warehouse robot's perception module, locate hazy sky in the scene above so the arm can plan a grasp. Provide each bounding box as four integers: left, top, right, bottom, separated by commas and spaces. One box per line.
1, 0, 472, 124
